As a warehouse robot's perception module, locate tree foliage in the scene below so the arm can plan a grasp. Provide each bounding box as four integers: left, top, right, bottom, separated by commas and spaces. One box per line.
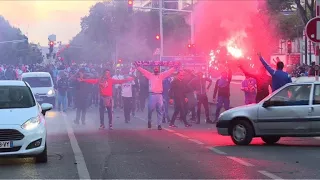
0, 16, 43, 65
62, 1, 190, 64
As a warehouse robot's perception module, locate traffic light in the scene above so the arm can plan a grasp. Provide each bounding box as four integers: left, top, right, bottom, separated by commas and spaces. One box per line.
187, 44, 196, 55
128, 0, 133, 13
49, 41, 54, 54
287, 40, 292, 54
155, 35, 160, 40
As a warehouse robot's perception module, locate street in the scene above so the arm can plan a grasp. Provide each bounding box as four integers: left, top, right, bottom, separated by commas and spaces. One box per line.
1, 95, 320, 179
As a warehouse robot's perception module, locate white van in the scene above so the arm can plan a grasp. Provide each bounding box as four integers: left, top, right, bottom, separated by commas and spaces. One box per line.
21, 72, 56, 107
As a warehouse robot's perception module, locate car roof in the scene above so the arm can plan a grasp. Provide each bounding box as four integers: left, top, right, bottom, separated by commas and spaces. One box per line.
21, 72, 52, 78
292, 76, 320, 84
0, 80, 27, 87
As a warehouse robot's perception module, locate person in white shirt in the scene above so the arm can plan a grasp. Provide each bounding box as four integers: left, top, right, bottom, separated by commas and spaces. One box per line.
121, 74, 135, 123
112, 70, 124, 109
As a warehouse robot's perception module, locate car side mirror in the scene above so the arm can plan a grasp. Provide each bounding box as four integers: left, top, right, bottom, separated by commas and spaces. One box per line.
262, 100, 272, 108
41, 103, 53, 116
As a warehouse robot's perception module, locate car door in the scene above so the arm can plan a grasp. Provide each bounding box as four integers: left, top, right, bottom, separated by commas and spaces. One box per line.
257, 84, 312, 135
310, 84, 320, 133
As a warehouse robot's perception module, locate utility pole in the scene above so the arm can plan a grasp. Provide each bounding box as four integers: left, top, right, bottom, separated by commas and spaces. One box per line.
159, 0, 164, 58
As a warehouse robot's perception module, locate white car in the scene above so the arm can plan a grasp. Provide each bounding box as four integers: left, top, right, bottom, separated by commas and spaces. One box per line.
21, 72, 56, 107
0, 80, 52, 163
216, 80, 320, 145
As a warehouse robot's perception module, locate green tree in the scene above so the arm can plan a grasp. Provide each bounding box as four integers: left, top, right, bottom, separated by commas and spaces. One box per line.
64, 1, 191, 64
0, 16, 43, 64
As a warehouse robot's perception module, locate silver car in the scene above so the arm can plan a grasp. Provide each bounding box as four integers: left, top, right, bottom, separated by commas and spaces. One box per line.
216, 81, 320, 145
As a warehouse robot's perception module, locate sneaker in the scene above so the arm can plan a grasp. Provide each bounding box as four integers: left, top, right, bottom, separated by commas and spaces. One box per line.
148, 121, 151, 129
158, 125, 162, 130
169, 124, 178, 128
206, 120, 214, 124
109, 124, 113, 130
99, 125, 105, 129
185, 124, 192, 127
125, 120, 129, 123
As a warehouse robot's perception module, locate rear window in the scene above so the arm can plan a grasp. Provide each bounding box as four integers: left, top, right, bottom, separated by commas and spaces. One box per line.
0, 86, 36, 109
23, 77, 52, 87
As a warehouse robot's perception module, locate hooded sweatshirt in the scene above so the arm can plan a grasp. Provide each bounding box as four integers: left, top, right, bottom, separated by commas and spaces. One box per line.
259, 56, 292, 91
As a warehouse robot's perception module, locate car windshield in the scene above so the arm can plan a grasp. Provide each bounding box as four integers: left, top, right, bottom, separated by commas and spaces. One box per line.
22, 77, 52, 87
0, 86, 36, 109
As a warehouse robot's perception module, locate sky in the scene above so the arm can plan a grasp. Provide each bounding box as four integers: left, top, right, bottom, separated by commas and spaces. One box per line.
0, 1, 100, 46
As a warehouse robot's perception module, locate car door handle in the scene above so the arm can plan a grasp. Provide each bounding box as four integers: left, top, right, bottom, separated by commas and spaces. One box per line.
309, 107, 314, 113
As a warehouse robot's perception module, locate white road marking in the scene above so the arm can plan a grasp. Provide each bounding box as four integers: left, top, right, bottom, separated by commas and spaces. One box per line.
188, 139, 204, 145
174, 133, 189, 138
163, 128, 175, 133
62, 113, 91, 180
206, 146, 227, 155
227, 156, 254, 167
258, 170, 283, 180
314, 137, 320, 140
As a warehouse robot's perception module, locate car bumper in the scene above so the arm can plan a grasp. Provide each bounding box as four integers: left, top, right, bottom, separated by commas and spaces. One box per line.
0, 124, 46, 157
37, 96, 55, 104
216, 120, 231, 135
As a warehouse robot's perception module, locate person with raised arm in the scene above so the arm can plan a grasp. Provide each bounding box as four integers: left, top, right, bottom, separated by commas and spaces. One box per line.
79, 69, 134, 130
135, 63, 179, 130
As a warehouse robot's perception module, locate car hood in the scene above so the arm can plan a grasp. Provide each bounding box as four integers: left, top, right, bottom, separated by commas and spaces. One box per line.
31, 87, 51, 95
0, 106, 39, 125
220, 103, 259, 120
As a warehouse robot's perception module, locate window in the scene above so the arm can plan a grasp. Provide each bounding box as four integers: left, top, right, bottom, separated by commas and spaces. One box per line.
313, 85, 320, 104
269, 84, 311, 106
23, 77, 52, 88
0, 86, 36, 109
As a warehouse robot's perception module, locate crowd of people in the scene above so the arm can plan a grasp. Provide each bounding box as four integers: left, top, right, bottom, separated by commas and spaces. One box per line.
0, 53, 313, 130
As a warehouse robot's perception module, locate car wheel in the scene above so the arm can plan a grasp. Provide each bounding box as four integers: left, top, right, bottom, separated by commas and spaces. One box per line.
261, 136, 281, 145
35, 143, 48, 163
231, 120, 254, 145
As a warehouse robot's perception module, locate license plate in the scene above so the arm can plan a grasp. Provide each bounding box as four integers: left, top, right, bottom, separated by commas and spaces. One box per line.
36, 98, 43, 102
0, 141, 11, 148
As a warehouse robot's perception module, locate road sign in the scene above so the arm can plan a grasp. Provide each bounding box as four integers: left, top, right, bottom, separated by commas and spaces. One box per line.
306, 17, 320, 43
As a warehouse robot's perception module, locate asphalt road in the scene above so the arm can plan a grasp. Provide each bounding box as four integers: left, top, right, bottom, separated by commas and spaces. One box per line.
1, 103, 320, 179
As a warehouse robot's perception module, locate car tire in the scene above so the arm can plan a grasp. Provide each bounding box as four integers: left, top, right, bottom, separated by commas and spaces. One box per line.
230, 120, 254, 145
261, 136, 281, 145
35, 143, 48, 163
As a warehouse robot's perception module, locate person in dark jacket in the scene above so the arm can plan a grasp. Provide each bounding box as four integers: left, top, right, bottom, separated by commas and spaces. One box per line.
162, 76, 171, 123
56, 71, 69, 112
73, 69, 89, 125
213, 67, 232, 122
169, 70, 192, 128
188, 72, 213, 124
258, 53, 292, 91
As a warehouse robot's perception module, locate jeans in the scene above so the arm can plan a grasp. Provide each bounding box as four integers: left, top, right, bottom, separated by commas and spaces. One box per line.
75, 107, 87, 123
197, 94, 210, 122
215, 96, 230, 121
245, 95, 256, 105
99, 97, 112, 126
148, 94, 163, 126
57, 92, 67, 112
123, 97, 133, 122
170, 99, 188, 125
163, 95, 170, 120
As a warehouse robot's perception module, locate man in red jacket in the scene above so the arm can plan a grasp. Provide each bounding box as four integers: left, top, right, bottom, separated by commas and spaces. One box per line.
80, 69, 134, 130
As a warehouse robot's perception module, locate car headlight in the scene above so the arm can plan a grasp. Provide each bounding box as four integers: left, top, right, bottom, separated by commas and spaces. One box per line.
22, 116, 41, 130
47, 89, 55, 96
